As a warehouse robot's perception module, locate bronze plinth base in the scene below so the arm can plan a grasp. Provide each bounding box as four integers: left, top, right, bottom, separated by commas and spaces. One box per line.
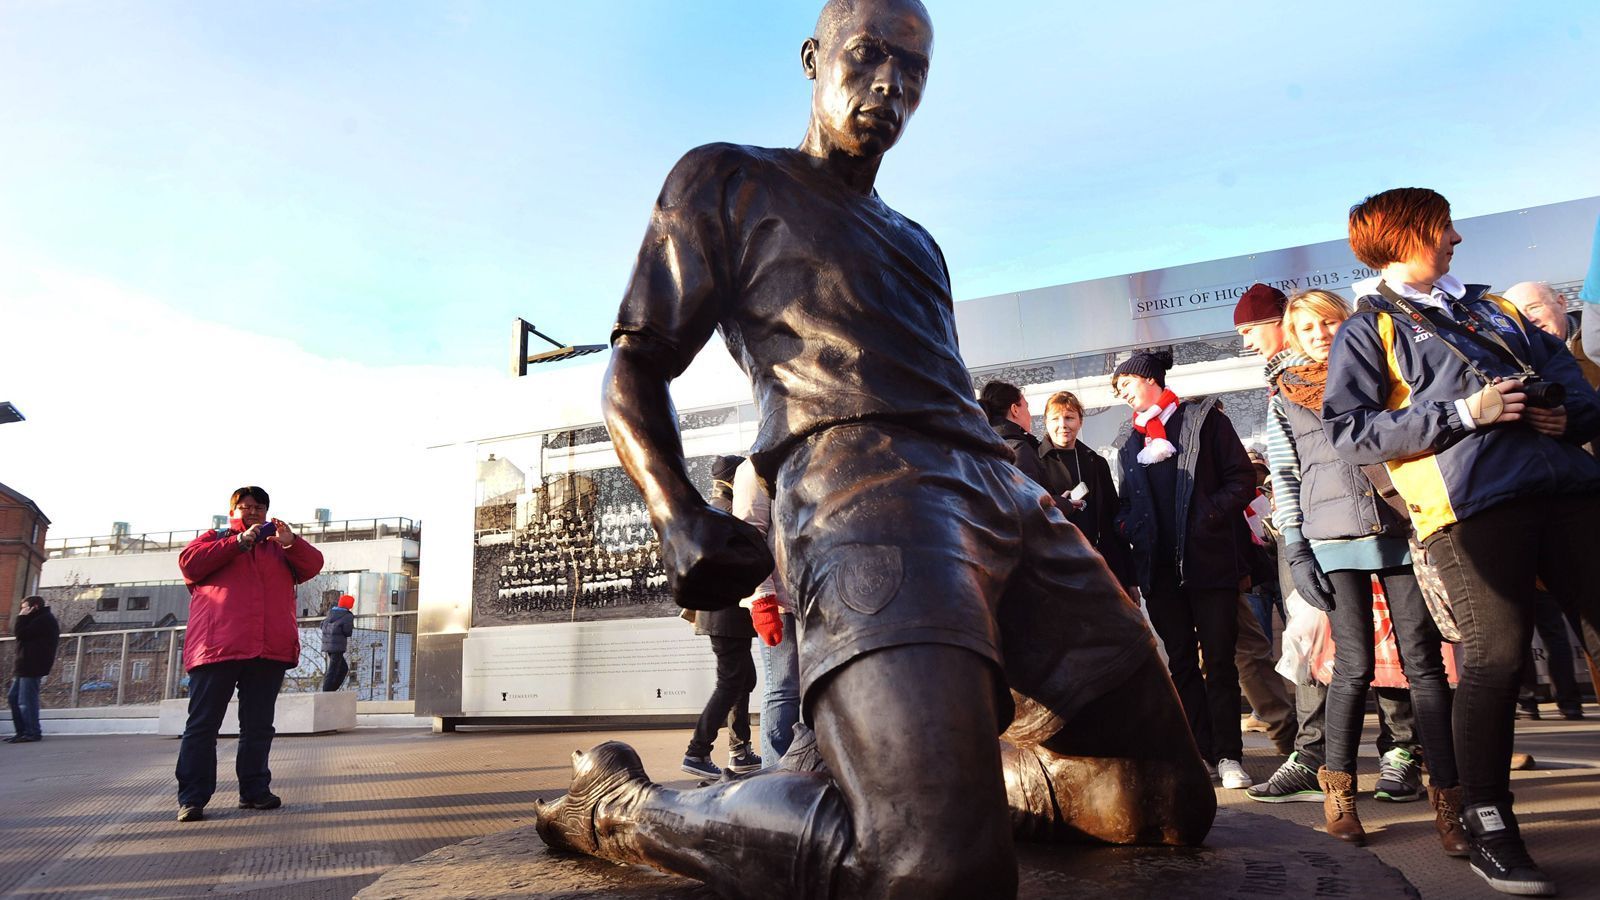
357, 808, 1418, 899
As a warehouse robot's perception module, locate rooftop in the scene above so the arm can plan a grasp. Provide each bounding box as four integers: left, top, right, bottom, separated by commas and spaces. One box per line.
45, 517, 420, 559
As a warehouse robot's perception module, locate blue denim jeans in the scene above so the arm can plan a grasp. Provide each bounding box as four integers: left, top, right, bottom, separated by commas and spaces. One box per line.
761, 613, 800, 769
175, 658, 287, 807
8, 676, 42, 739
1244, 586, 1283, 650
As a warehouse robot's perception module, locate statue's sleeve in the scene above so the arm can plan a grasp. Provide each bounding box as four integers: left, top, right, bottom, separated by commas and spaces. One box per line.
611, 144, 742, 378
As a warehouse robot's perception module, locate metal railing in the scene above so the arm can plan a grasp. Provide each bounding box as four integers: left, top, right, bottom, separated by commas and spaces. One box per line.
44, 517, 421, 559
0, 611, 417, 708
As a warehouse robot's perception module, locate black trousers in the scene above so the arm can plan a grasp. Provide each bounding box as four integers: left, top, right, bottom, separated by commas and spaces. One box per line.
176, 658, 287, 807
1423, 492, 1600, 807
1520, 591, 1581, 710
1144, 562, 1242, 763
321, 652, 349, 692
687, 635, 756, 759
1322, 566, 1456, 785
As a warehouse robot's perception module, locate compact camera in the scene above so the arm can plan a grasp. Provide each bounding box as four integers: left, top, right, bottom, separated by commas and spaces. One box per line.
1519, 376, 1566, 410
259, 521, 278, 539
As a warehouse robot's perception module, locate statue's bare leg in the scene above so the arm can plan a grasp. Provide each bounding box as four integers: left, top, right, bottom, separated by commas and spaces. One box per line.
536, 643, 1016, 900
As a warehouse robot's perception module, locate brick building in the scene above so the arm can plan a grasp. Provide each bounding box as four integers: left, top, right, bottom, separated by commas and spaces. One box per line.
0, 482, 50, 635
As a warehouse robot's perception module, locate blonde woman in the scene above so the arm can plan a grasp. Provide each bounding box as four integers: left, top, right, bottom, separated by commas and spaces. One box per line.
1268, 290, 1460, 854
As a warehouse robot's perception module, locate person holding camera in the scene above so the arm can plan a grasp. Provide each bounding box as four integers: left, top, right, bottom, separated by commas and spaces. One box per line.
1323, 188, 1600, 897
174, 486, 324, 823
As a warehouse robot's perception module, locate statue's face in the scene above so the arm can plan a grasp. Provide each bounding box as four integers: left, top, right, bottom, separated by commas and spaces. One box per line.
805, 2, 932, 158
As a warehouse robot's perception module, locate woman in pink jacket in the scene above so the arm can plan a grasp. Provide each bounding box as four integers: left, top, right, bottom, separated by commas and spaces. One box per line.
174, 485, 323, 823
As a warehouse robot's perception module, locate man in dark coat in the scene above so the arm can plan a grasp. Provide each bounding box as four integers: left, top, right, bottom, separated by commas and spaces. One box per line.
681, 455, 763, 780
1113, 350, 1258, 789
7, 596, 60, 744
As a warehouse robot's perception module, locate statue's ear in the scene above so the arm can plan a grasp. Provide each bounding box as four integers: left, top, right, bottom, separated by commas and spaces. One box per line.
801, 37, 818, 80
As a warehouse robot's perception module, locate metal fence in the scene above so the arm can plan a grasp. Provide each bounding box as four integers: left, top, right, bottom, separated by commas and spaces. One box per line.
44, 517, 420, 558
0, 611, 418, 707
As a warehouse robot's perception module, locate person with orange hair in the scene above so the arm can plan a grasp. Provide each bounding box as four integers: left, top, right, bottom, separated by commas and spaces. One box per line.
1323, 187, 1600, 896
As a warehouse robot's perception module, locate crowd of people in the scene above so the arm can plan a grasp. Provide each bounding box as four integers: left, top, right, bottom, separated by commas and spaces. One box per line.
967, 187, 1600, 897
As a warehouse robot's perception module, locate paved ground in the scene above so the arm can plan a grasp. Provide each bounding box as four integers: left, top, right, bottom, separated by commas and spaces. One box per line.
0, 709, 1595, 899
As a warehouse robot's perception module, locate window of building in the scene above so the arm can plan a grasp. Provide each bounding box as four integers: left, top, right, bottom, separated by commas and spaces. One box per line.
103, 663, 120, 682
128, 596, 150, 611
131, 660, 151, 682
96, 596, 119, 612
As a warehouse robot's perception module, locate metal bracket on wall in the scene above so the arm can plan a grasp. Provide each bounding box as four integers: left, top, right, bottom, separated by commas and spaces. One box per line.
512, 319, 605, 375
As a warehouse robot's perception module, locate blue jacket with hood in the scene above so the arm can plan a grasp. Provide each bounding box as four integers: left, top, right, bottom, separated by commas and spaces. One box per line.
1322, 280, 1600, 540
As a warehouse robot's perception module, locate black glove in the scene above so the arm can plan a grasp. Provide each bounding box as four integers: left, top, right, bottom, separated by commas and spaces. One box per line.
1284, 540, 1336, 611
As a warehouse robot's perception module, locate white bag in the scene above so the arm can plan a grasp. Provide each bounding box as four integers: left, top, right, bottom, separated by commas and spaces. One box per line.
1275, 590, 1331, 685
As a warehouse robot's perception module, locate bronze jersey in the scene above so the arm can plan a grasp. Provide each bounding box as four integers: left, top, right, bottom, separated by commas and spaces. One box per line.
612, 143, 1008, 481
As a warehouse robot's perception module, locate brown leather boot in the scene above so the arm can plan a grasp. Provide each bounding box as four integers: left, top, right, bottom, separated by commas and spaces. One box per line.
1429, 785, 1470, 857
1318, 767, 1366, 845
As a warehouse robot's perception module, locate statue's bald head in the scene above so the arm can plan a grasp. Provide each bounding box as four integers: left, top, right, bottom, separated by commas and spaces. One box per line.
814, 0, 932, 52
1504, 281, 1570, 340
800, 0, 934, 161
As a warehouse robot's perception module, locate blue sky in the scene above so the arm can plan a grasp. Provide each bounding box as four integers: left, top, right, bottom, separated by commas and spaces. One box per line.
2, 1, 1598, 534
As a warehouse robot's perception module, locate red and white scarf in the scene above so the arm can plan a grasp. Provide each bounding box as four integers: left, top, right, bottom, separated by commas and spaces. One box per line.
1132, 388, 1180, 465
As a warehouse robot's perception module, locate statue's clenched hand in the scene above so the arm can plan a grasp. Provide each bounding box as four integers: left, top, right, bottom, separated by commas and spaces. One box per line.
660, 505, 775, 611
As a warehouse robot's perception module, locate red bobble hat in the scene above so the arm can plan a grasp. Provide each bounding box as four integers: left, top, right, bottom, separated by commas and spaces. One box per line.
1233, 283, 1288, 328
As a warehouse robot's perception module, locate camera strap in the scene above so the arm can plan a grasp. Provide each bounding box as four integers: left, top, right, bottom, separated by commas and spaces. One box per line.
1373, 282, 1531, 387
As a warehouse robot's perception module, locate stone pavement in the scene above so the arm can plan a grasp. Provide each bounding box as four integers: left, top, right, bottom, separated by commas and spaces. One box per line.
0, 709, 1595, 899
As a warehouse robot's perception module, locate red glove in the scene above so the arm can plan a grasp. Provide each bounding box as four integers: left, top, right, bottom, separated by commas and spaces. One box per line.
750, 595, 784, 647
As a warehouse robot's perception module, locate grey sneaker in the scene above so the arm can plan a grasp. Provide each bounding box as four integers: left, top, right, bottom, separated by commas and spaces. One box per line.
680, 755, 721, 780
1246, 751, 1325, 803
727, 749, 763, 775
1374, 747, 1423, 802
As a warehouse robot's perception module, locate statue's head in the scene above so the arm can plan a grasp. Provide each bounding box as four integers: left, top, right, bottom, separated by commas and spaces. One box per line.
802, 0, 933, 159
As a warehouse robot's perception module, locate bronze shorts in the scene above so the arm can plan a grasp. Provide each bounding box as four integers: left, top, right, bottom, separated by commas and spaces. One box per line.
772, 422, 1158, 732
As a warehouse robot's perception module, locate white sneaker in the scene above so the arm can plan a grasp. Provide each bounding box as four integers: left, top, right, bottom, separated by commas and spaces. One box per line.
1217, 758, 1251, 789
